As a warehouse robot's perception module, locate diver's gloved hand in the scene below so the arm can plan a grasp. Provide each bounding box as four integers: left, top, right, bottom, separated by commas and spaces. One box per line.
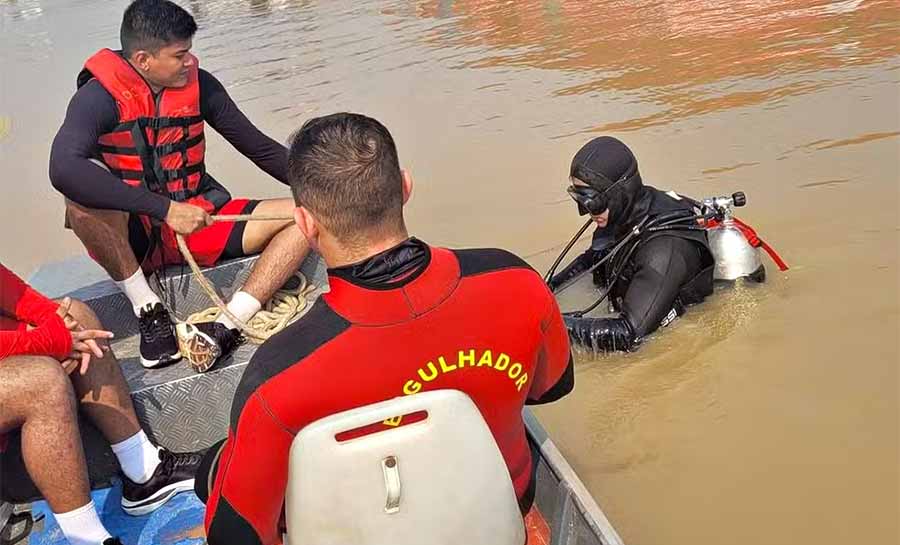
591, 265, 608, 288
549, 266, 581, 291
549, 249, 604, 291
563, 313, 636, 353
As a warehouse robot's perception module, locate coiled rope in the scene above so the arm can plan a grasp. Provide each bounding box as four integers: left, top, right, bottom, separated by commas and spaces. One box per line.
174, 213, 316, 344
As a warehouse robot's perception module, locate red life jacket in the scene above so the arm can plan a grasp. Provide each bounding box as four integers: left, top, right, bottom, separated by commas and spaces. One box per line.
77, 48, 213, 209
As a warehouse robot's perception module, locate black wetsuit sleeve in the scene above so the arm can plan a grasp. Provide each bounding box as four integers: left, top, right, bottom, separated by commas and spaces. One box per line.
564, 236, 702, 352
621, 236, 701, 338
49, 80, 171, 219
199, 70, 288, 184
549, 248, 602, 291
563, 315, 635, 352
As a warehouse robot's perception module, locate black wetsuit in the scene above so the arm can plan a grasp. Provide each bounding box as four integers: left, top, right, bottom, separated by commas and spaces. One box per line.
49, 65, 288, 220
550, 186, 715, 352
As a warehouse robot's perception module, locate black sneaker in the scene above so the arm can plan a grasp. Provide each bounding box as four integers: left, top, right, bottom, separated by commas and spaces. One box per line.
121, 448, 203, 516
138, 303, 182, 369
103, 538, 124, 545
175, 321, 243, 373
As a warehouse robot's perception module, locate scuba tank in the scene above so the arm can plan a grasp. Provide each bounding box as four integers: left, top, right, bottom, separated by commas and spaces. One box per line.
702, 192, 765, 282
700, 191, 788, 283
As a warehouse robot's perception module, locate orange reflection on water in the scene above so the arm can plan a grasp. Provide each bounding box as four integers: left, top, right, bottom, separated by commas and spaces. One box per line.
414, 0, 900, 131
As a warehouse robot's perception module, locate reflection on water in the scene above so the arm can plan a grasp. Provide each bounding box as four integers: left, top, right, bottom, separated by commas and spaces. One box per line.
414, 0, 900, 131
0, 0, 44, 21
0, 1, 897, 545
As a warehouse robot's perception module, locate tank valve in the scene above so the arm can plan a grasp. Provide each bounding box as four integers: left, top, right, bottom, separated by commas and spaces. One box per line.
703, 191, 747, 219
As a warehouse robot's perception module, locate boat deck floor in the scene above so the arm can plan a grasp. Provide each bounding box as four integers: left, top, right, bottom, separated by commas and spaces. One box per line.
22, 485, 204, 545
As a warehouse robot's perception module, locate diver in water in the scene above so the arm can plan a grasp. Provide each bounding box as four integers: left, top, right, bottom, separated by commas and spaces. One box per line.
548, 136, 782, 353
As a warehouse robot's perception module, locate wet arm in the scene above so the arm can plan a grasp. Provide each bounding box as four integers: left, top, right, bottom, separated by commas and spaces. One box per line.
548, 248, 603, 291
564, 237, 697, 352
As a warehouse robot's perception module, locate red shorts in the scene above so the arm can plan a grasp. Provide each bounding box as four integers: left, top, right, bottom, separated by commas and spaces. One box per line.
127, 199, 260, 273
0, 318, 26, 453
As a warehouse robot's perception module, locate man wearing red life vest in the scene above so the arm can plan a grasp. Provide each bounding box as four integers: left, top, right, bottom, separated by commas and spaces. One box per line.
0, 263, 202, 545
197, 113, 574, 545
50, 0, 308, 373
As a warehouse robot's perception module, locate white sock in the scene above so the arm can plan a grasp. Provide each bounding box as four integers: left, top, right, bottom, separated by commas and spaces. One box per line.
115, 269, 161, 317
110, 430, 161, 484
215, 291, 261, 330
53, 502, 112, 545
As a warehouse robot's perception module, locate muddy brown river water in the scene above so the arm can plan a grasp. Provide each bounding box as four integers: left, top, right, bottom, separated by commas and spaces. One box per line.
1, 1, 897, 544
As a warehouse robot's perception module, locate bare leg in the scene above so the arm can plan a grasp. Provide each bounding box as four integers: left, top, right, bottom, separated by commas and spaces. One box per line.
239, 198, 309, 302
63, 299, 141, 445
66, 199, 141, 281
0, 356, 90, 513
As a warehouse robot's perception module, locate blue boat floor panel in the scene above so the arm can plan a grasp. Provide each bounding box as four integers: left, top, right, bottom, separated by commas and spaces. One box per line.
27, 484, 204, 545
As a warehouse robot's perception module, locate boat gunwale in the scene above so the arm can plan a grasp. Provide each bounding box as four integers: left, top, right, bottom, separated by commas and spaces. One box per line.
524, 409, 625, 545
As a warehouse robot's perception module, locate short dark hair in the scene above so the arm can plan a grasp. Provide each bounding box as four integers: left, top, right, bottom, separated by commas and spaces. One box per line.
288, 113, 404, 240
121, 0, 197, 57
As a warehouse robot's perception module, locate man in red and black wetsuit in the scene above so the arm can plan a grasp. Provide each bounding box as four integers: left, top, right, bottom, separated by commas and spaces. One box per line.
49, 0, 308, 373
196, 113, 574, 545
0, 263, 202, 545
